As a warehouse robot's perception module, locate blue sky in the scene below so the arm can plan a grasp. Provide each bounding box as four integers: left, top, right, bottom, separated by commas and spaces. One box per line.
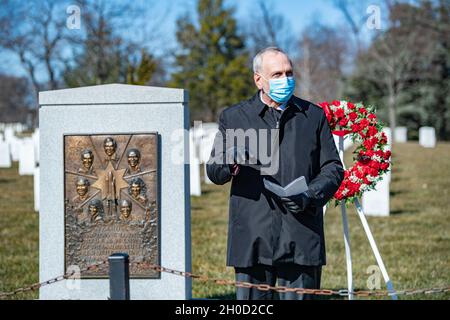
234, 0, 344, 32
3, 0, 386, 81
151, 0, 349, 52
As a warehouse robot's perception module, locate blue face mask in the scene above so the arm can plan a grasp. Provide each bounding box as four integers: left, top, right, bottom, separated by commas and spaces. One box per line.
262, 75, 296, 103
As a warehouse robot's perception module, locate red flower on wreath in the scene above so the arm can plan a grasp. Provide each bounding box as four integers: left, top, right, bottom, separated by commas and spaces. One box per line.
332, 100, 341, 106
367, 126, 378, 137
335, 108, 345, 118
317, 100, 391, 204
349, 112, 358, 122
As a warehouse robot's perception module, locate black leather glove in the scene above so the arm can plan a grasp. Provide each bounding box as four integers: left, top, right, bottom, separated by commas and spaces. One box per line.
280, 191, 312, 214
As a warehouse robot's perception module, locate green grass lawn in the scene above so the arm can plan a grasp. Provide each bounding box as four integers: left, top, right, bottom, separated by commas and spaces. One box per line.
0, 143, 449, 299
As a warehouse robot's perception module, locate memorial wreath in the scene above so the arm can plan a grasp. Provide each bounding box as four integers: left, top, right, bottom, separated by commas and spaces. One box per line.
318, 100, 391, 204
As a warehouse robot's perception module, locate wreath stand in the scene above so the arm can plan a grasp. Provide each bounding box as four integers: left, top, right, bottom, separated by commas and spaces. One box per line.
330, 135, 397, 300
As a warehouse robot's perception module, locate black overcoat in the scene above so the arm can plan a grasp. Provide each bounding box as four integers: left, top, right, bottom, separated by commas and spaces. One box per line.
206, 91, 344, 268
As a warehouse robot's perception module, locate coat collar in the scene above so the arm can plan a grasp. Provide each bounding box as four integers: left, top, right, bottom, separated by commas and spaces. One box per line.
251, 90, 304, 117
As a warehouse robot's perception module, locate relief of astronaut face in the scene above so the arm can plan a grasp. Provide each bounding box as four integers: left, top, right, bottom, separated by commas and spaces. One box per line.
81, 150, 94, 170
127, 149, 141, 170
120, 199, 132, 220
130, 182, 141, 199
103, 137, 117, 157
76, 177, 90, 197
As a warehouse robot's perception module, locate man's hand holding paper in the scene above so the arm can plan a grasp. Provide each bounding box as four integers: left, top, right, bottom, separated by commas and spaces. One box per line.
263, 176, 315, 214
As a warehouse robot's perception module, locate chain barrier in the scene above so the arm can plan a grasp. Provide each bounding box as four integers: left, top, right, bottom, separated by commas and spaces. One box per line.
1, 259, 449, 299
0, 260, 108, 299
132, 261, 450, 298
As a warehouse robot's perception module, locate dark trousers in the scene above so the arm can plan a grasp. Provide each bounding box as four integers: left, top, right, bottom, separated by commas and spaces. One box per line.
235, 264, 322, 300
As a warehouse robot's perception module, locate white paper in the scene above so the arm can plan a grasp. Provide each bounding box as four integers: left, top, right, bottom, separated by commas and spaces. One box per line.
263, 176, 308, 197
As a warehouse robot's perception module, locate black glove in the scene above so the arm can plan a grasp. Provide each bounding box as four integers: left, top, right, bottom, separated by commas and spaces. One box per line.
280, 192, 312, 214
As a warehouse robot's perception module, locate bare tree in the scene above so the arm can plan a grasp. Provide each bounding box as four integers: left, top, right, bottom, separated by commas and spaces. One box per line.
246, 0, 295, 55
296, 23, 348, 103
0, 0, 69, 90
360, 1, 436, 141
0, 73, 32, 123
333, 0, 372, 55
0, 0, 70, 125
64, 0, 169, 86
407, 0, 450, 140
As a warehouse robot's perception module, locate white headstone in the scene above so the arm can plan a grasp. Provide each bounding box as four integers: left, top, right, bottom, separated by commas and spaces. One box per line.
189, 132, 202, 196
361, 126, 391, 216
4, 126, 14, 142
32, 129, 40, 165
34, 166, 40, 212
419, 127, 436, 148
39, 84, 191, 300
394, 127, 407, 143
9, 136, 20, 161
200, 132, 217, 184
15, 123, 24, 133
362, 174, 390, 216
0, 140, 12, 168
19, 138, 35, 175
190, 157, 202, 197
199, 132, 217, 162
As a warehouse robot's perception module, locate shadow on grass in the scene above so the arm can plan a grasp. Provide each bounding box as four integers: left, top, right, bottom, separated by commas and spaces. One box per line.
390, 189, 406, 197
390, 209, 417, 215
200, 188, 215, 196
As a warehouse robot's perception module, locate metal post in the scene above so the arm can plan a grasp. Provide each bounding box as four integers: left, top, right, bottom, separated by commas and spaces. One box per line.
109, 253, 130, 300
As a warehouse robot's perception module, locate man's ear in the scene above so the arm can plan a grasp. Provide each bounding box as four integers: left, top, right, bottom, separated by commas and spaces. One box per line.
254, 73, 263, 90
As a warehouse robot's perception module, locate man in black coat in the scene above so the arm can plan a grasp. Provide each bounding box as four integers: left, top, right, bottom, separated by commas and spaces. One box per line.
206, 47, 344, 300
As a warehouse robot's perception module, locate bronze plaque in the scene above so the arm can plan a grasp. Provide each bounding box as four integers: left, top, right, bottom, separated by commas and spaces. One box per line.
64, 133, 159, 278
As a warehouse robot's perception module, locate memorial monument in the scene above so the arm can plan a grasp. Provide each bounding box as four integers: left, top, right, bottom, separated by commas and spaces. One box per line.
39, 84, 191, 299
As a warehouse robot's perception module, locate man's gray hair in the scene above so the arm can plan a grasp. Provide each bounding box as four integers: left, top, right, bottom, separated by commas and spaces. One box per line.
252, 47, 292, 74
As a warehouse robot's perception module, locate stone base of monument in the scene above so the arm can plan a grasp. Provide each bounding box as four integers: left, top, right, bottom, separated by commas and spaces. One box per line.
39, 84, 191, 300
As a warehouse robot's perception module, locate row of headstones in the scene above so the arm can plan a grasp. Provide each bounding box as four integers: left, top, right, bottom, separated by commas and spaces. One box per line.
0, 126, 40, 212
0, 122, 26, 133
7, 123, 428, 212
394, 126, 436, 147
187, 125, 438, 203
